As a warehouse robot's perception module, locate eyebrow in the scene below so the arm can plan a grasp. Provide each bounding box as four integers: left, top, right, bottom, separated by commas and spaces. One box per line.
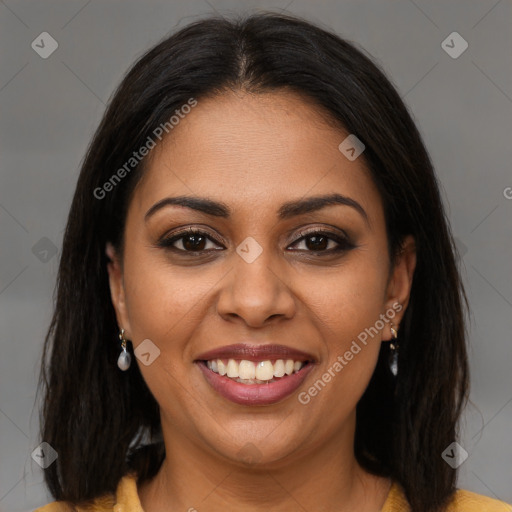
144, 193, 369, 225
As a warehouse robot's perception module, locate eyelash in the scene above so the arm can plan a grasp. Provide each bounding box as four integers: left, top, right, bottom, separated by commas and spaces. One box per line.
157, 227, 355, 256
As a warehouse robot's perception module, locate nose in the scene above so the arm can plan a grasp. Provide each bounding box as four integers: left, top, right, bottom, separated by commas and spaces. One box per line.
216, 246, 296, 328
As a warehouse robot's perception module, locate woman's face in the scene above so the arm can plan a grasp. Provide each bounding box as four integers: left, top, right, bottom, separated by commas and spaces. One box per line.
107, 90, 415, 466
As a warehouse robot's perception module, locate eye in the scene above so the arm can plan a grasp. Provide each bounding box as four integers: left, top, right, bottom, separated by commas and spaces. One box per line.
157, 227, 355, 255
157, 228, 223, 252
289, 229, 355, 253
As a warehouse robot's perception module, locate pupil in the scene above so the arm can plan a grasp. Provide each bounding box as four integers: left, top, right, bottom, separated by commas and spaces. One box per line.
184, 234, 205, 251
306, 235, 327, 251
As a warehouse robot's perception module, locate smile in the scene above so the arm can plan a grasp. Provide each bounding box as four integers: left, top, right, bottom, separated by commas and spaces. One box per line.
195, 344, 316, 406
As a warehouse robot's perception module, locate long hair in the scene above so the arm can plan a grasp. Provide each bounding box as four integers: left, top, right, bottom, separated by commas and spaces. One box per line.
38, 12, 469, 512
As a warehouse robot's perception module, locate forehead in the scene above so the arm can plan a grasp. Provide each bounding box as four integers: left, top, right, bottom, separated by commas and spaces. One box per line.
131, 90, 382, 223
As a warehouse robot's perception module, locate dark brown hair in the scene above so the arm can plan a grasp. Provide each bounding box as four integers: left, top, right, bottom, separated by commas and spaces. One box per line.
38, 12, 469, 512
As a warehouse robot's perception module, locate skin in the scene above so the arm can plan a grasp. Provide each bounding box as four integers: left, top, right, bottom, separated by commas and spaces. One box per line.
107, 90, 416, 512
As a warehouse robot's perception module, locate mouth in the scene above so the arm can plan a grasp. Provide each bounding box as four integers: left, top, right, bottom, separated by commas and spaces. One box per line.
195, 344, 316, 406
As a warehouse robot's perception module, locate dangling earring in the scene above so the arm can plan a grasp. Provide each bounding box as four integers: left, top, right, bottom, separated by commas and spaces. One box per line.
389, 323, 399, 376
117, 328, 131, 371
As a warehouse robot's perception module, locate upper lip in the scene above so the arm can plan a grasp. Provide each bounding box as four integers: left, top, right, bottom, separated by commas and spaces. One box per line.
195, 343, 315, 363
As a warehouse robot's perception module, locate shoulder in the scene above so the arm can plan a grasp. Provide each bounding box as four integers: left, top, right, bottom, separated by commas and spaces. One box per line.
446, 489, 512, 512
34, 503, 75, 512
33, 473, 138, 512
383, 482, 512, 512
33, 492, 116, 512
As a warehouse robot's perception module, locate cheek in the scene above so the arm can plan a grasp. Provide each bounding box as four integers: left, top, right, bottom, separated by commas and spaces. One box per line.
122, 255, 214, 352
300, 250, 389, 345
293, 251, 388, 417
120, 253, 215, 425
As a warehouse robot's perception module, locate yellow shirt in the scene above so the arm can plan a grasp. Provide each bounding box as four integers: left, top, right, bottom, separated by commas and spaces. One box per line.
34, 473, 512, 512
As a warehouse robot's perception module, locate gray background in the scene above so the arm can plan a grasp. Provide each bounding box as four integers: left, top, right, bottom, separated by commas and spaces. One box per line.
0, 0, 511, 510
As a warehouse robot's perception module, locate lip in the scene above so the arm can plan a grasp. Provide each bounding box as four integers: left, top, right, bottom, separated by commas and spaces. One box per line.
195, 344, 317, 406
195, 343, 315, 363
197, 359, 315, 406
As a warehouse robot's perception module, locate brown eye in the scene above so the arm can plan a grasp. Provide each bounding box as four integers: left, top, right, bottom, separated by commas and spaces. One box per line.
289, 230, 355, 254
157, 229, 223, 252
303, 234, 329, 251
180, 233, 207, 251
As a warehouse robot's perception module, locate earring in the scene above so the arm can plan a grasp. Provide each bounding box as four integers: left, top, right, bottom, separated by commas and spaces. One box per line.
389, 323, 399, 376
117, 328, 131, 371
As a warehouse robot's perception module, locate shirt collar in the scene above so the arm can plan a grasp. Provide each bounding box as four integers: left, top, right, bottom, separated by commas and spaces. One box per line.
113, 472, 144, 512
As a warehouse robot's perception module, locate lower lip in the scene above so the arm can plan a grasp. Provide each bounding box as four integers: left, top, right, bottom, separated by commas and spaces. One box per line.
197, 361, 315, 406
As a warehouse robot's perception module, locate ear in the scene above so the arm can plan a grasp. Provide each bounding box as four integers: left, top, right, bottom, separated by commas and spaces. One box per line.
106, 242, 132, 336
382, 235, 416, 340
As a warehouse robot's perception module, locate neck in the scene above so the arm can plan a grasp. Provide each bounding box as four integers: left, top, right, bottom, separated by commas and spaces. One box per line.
138, 414, 391, 512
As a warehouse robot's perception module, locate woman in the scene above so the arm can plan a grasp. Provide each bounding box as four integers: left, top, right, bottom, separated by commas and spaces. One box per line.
35, 12, 511, 512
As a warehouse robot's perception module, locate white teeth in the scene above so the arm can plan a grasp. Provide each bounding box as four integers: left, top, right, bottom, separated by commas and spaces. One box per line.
217, 360, 227, 376
274, 359, 285, 378
226, 359, 239, 378
239, 360, 256, 379
206, 358, 307, 382
255, 361, 274, 380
